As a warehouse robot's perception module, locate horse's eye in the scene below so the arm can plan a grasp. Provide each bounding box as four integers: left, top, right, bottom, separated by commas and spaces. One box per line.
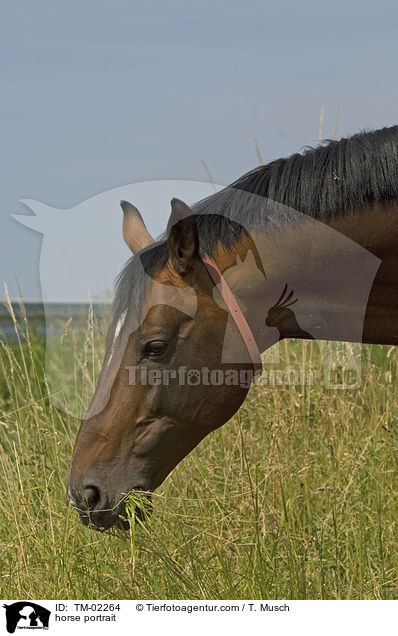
144, 340, 168, 357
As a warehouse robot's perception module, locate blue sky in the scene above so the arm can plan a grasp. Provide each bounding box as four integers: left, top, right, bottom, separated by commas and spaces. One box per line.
1, 0, 398, 299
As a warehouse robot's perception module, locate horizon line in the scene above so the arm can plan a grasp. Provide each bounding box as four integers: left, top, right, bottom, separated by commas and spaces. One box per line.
5, 298, 113, 305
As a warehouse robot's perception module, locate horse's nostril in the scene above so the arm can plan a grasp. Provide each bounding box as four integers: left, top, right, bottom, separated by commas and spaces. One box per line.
83, 485, 101, 511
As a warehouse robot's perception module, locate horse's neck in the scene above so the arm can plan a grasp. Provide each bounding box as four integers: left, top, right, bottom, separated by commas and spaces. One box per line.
220, 203, 398, 351
331, 203, 398, 345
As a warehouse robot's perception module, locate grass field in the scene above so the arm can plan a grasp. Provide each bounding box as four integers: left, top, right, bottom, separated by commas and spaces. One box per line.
0, 300, 397, 600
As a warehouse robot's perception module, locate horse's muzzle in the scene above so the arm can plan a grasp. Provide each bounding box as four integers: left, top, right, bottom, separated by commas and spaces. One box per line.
67, 482, 152, 531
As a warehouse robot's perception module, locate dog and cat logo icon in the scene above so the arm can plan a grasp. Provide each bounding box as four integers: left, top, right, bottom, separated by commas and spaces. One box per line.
2, 602, 51, 633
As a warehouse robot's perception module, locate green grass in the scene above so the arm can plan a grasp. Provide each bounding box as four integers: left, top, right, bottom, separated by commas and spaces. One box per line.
0, 301, 397, 600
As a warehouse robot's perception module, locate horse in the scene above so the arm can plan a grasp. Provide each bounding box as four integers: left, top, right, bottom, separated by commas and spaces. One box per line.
68, 125, 398, 530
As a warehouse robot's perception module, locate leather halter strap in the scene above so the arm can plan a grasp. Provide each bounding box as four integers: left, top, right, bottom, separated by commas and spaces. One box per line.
201, 251, 262, 370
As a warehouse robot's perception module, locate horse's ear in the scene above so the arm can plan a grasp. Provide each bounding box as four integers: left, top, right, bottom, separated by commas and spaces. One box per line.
120, 200, 155, 253
167, 198, 199, 275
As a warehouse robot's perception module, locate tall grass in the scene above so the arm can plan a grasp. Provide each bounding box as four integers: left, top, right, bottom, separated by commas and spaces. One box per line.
0, 298, 397, 600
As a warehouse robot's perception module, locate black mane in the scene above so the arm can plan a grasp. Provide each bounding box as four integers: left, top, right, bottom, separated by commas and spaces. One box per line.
115, 125, 398, 315
227, 125, 398, 217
